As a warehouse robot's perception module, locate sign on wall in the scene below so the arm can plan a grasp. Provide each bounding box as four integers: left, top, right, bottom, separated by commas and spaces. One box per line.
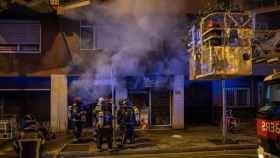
126, 76, 172, 89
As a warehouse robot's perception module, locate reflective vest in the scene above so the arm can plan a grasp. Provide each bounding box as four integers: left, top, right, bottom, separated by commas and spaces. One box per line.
97, 111, 113, 128
71, 104, 81, 122
97, 111, 104, 128
133, 106, 140, 123
94, 105, 102, 115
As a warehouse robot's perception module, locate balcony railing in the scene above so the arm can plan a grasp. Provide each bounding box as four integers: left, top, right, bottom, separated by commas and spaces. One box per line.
253, 29, 280, 64
60, 0, 90, 5
50, 0, 91, 14
50, 0, 90, 5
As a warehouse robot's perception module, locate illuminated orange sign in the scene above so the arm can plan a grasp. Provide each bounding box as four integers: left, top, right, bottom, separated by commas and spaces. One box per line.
257, 119, 280, 140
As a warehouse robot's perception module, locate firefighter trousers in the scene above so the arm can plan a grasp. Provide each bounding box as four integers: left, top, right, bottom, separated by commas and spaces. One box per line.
122, 125, 135, 144
97, 128, 113, 149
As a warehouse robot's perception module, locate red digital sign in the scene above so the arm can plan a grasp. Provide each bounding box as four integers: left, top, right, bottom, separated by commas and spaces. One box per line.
256, 119, 280, 140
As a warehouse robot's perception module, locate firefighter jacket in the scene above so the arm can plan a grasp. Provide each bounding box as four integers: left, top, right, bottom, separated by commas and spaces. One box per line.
132, 106, 140, 124
96, 110, 113, 129
117, 109, 126, 128
93, 104, 102, 118
103, 111, 113, 129
124, 108, 137, 127
70, 103, 83, 122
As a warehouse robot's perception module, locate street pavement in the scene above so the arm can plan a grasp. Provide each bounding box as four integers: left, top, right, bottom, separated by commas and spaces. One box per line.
0, 121, 258, 158
57, 121, 258, 158
72, 149, 257, 158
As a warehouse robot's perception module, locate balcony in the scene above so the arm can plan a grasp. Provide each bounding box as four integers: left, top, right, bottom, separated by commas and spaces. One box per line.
244, 0, 280, 14
253, 29, 280, 64
50, 0, 91, 14
245, 0, 280, 9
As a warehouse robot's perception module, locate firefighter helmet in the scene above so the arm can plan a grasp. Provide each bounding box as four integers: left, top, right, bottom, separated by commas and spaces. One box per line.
119, 98, 128, 106
74, 96, 81, 102
97, 97, 105, 106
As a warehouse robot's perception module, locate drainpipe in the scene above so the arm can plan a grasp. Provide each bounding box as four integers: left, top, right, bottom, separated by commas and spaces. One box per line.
148, 88, 152, 128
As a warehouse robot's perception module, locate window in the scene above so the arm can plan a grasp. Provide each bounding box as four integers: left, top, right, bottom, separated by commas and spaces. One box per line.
80, 20, 96, 50
0, 20, 41, 53
265, 83, 280, 103
224, 88, 251, 107
257, 83, 263, 106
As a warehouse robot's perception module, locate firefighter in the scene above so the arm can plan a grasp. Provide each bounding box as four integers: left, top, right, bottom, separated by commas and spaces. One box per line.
132, 105, 140, 127
117, 99, 127, 146
21, 114, 37, 129
96, 101, 113, 152
70, 96, 83, 142
92, 97, 104, 141
206, 19, 222, 46
14, 114, 44, 158
122, 99, 137, 145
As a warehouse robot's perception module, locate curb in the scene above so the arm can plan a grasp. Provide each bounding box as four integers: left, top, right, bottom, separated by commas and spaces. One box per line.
58, 144, 258, 157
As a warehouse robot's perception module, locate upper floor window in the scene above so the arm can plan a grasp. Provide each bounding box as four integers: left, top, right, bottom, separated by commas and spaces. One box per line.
0, 20, 41, 53
80, 20, 96, 50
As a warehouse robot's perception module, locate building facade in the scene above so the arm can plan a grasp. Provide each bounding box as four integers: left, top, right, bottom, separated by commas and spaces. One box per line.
0, 0, 280, 132
0, 0, 188, 131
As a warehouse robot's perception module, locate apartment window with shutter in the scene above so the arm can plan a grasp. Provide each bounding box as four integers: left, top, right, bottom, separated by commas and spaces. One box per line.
80, 20, 96, 50
0, 20, 41, 53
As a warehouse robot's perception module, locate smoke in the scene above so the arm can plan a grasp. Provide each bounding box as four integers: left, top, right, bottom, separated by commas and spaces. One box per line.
69, 52, 113, 104
68, 0, 188, 105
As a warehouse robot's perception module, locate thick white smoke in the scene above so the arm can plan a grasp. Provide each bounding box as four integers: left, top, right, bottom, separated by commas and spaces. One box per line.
68, 0, 189, 104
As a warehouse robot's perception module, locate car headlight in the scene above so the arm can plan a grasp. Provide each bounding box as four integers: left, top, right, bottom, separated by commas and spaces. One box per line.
258, 153, 264, 158
258, 146, 264, 158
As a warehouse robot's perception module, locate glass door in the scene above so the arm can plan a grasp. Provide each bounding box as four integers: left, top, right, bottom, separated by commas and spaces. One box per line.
151, 89, 171, 126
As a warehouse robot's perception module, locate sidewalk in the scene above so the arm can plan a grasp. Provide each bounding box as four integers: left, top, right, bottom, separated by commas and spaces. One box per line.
59, 121, 258, 157
0, 134, 72, 158
0, 122, 258, 158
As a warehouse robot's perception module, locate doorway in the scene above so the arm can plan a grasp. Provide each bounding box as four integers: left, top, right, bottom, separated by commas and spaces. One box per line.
128, 91, 149, 129
128, 89, 172, 128
151, 89, 172, 127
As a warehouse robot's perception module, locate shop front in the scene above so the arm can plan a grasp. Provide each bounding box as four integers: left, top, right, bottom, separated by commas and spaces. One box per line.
126, 76, 174, 129
0, 77, 51, 122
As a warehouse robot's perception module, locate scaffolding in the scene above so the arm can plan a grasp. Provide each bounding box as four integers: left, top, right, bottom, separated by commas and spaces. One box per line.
189, 11, 253, 80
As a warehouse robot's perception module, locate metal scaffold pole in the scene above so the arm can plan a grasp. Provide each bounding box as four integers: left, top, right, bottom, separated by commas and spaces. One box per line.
0, 98, 3, 119
222, 79, 227, 144
111, 65, 116, 147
